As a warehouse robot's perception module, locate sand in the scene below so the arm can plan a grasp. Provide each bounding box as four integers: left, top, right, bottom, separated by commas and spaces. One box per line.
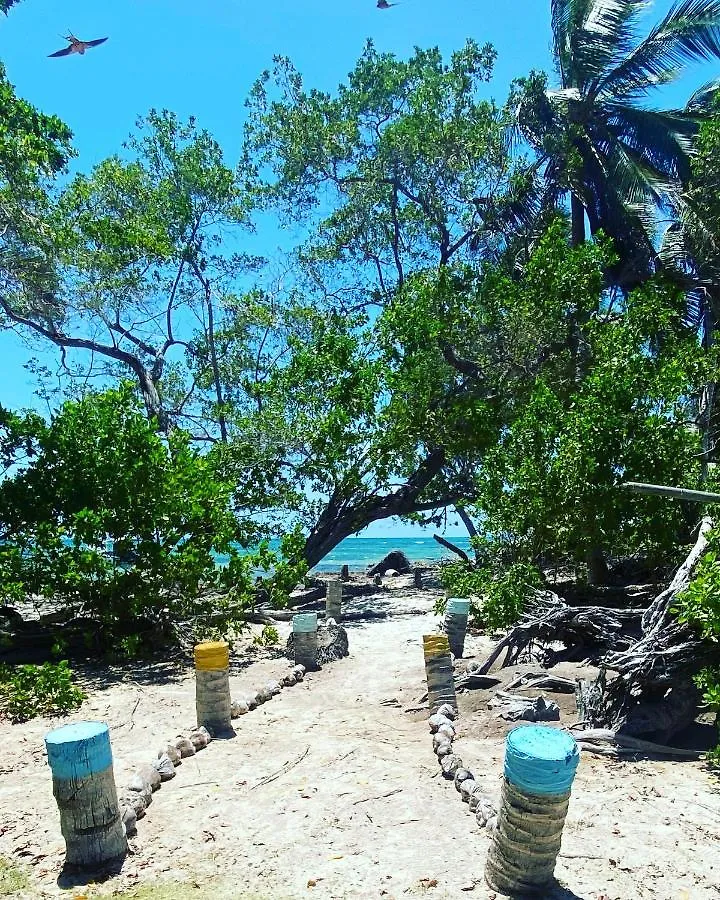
0, 576, 718, 899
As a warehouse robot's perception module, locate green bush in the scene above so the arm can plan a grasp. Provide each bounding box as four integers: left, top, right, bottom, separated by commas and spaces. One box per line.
674, 530, 720, 763
0, 386, 307, 652
253, 624, 280, 647
0, 660, 85, 723
439, 559, 542, 632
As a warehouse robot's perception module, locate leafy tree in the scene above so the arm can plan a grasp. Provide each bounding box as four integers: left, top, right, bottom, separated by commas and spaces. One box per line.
243, 40, 544, 308
1, 1, 23, 17
0, 385, 305, 650
514, 0, 720, 285
212, 294, 499, 568
0, 62, 73, 327
2, 110, 254, 436
444, 222, 710, 583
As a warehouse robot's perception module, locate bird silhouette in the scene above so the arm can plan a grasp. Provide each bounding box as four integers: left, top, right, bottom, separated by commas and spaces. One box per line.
48, 34, 108, 58
377, 0, 399, 7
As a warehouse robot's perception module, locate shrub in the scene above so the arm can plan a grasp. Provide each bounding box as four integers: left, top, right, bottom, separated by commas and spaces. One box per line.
253, 624, 280, 647
674, 530, 720, 763
0, 386, 307, 652
439, 559, 542, 632
0, 660, 85, 723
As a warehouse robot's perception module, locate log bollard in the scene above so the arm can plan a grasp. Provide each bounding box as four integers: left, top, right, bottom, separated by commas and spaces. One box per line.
485, 725, 580, 896
45, 721, 127, 867
444, 598, 470, 658
413, 567, 422, 588
422, 633, 457, 713
293, 612, 319, 670
195, 640, 233, 737
340, 564, 350, 581
326, 580, 343, 620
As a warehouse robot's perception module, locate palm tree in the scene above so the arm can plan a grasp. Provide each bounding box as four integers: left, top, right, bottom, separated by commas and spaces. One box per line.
515, 0, 720, 287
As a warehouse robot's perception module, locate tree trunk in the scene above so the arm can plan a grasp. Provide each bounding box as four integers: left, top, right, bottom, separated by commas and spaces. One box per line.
303, 448, 453, 569
136, 366, 168, 434
570, 193, 586, 247
204, 286, 228, 444
455, 505, 480, 561
586, 545, 609, 586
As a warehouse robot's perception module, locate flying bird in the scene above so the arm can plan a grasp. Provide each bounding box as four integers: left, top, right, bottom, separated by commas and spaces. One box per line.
48, 34, 108, 58
377, 0, 399, 7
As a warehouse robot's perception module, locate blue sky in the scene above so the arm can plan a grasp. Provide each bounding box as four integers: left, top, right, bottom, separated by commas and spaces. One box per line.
0, 0, 717, 536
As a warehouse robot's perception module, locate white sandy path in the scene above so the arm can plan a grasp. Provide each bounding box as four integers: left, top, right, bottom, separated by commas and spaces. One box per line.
0, 584, 718, 899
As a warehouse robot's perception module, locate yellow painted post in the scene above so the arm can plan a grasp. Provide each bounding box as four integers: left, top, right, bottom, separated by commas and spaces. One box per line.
194, 640, 233, 737
422, 633, 457, 713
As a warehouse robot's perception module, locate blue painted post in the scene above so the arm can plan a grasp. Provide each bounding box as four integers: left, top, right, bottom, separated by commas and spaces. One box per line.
444, 598, 470, 657
485, 725, 580, 895
293, 612, 319, 670
45, 722, 127, 867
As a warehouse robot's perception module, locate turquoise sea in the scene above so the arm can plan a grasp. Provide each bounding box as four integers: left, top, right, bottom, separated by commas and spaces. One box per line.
309, 535, 473, 572
215, 535, 473, 573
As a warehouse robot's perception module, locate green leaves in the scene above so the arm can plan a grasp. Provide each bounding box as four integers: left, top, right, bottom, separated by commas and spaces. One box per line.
0, 661, 85, 724
0, 386, 303, 647
244, 40, 524, 298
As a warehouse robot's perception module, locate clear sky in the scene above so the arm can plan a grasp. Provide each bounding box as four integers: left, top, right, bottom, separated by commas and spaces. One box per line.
0, 0, 716, 537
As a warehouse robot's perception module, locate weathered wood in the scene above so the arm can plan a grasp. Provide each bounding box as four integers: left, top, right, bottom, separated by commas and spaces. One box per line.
570, 727, 706, 759
477, 592, 641, 676
195, 642, 233, 737
291, 613, 319, 671
45, 722, 127, 868
622, 481, 720, 503
326, 581, 342, 621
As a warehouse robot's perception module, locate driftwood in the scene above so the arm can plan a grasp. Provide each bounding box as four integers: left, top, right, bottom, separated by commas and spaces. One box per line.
569, 727, 706, 759
581, 517, 717, 739
478, 517, 718, 741
476, 593, 642, 675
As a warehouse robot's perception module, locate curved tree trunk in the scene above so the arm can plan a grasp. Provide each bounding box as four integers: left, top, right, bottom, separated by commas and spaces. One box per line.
303, 448, 459, 569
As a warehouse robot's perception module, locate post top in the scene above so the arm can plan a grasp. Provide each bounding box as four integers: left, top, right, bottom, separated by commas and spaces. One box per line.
45, 721, 108, 746
45, 721, 113, 779
293, 612, 318, 633
505, 725, 580, 796
423, 633, 450, 658
447, 598, 471, 615
194, 640, 229, 669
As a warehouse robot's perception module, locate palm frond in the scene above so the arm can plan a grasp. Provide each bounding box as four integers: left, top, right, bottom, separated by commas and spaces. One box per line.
602, 0, 720, 99
602, 103, 698, 181
576, 0, 651, 85
685, 77, 720, 112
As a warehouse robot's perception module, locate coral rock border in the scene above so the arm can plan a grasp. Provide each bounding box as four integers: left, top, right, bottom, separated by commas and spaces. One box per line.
427, 705, 498, 831
118, 663, 307, 836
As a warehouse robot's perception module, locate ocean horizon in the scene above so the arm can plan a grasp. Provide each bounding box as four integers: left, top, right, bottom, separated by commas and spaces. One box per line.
216, 535, 473, 573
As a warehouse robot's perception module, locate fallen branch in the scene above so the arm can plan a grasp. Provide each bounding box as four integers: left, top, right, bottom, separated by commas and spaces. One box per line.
352, 788, 402, 805
251, 746, 310, 790
570, 728, 706, 759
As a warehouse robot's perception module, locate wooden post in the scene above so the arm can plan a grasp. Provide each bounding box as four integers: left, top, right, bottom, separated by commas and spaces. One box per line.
45, 721, 127, 868
195, 641, 233, 737
422, 634, 457, 713
444, 598, 470, 658
485, 725, 579, 896
293, 613, 319, 670
340, 564, 350, 581
326, 581, 342, 620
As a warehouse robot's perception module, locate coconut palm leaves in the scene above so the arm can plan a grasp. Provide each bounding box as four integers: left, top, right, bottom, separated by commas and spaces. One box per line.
517, 0, 720, 286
